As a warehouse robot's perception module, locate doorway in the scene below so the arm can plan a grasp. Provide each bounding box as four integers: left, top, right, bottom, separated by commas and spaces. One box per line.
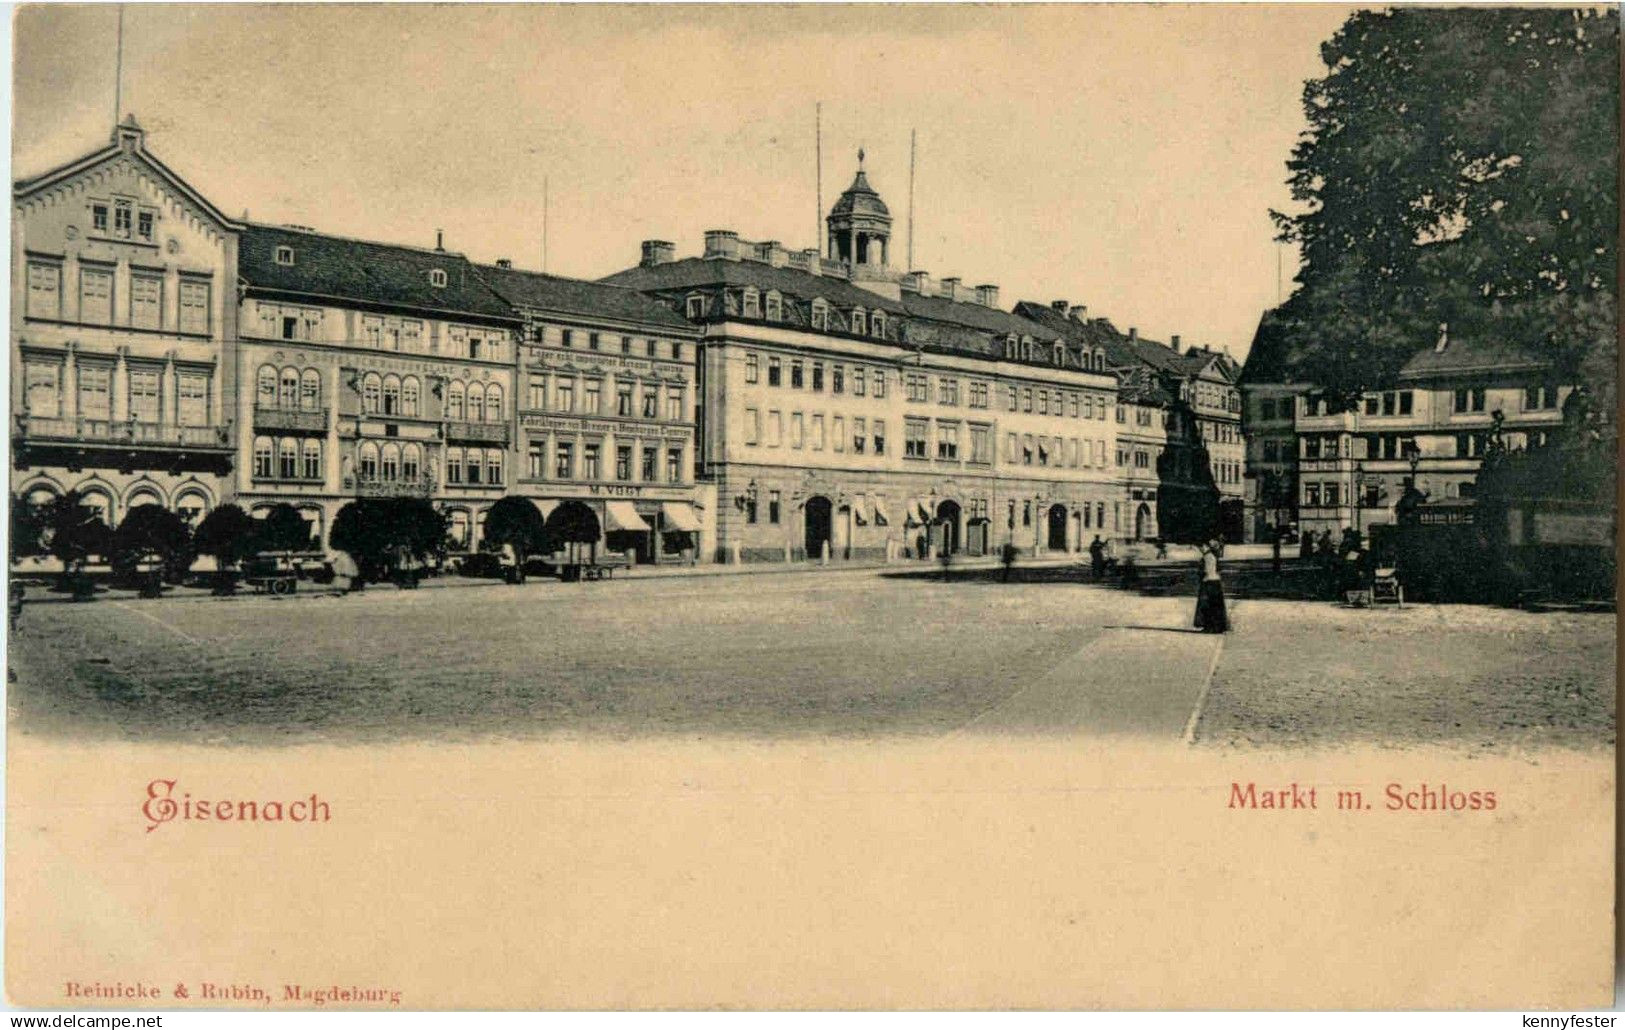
1135, 503, 1151, 542
934, 499, 962, 555
1047, 504, 1069, 551
804, 495, 833, 560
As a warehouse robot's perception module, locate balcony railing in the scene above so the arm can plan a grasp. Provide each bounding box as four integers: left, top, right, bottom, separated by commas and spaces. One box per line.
15, 415, 230, 449
253, 406, 330, 433
345, 474, 436, 499
444, 420, 510, 444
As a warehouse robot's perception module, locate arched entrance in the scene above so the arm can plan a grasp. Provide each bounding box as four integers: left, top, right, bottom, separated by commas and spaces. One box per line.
934, 499, 962, 555
804, 495, 832, 560
1135, 503, 1152, 541
1047, 504, 1069, 551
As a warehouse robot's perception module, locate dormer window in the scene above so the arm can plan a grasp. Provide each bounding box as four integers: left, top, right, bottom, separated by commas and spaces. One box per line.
686, 293, 706, 320
765, 291, 782, 322
1004, 334, 1017, 359
275, 246, 295, 267
428, 268, 448, 288
871, 311, 886, 338
742, 288, 760, 319
1054, 344, 1066, 366
1020, 335, 1034, 361
851, 307, 866, 336
811, 298, 830, 331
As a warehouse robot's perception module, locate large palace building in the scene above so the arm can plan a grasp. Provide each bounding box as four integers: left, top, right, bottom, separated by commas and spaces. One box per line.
603, 157, 1124, 562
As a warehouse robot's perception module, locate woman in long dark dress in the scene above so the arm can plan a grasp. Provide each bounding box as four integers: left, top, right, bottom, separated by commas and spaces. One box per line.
1193, 539, 1230, 633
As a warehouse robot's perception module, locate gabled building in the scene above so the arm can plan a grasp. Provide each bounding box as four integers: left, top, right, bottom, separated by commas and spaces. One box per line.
1238, 303, 1308, 542
12, 117, 241, 526
235, 224, 523, 549
603, 158, 1121, 563
474, 261, 709, 563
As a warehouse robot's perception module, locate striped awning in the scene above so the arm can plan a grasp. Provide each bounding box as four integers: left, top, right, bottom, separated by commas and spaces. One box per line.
660, 502, 702, 533
605, 500, 650, 532
850, 494, 870, 525
869, 495, 891, 526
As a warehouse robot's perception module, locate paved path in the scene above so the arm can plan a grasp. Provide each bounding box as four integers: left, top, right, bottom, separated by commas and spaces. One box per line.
954, 595, 1226, 738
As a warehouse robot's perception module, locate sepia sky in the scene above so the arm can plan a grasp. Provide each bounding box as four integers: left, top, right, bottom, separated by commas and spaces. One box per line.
13, 4, 1358, 358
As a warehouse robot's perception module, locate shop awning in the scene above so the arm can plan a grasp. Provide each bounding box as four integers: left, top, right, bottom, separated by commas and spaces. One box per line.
915, 498, 934, 523
660, 502, 702, 533
869, 495, 891, 526
605, 500, 650, 532
851, 494, 870, 525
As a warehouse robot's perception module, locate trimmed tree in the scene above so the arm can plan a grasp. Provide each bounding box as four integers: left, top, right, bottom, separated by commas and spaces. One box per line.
112, 504, 195, 586
43, 491, 112, 594
9, 492, 48, 563
193, 503, 259, 593
259, 502, 313, 552
484, 496, 547, 568
331, 498, 446, 584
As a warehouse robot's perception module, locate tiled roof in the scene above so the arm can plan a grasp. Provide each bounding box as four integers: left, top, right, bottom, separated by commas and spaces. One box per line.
601, 257, 909, 315
1399, 335, 1551, 379
240, 225, 517, 321
1012, 300, 1186, 373
1116, 366, 1175, 406
476, 263, 693, 332
897, 290, 1062, 343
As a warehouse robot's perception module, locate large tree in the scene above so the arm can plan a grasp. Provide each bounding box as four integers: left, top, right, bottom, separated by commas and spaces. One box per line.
330, 498, 446, 581
1273, 8, 1618, 410
483, 496, 547, 562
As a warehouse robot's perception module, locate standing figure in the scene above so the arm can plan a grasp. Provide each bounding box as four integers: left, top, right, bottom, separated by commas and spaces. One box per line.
1193, 539, 1230, 633
1089, 535, 1106, 579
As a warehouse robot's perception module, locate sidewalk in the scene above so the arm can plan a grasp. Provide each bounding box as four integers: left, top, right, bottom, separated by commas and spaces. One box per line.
954, 594, 1225, 738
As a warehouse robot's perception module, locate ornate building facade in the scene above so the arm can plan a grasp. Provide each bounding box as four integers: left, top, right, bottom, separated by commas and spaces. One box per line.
476, 263, 709, 563
12, 118, 238, 528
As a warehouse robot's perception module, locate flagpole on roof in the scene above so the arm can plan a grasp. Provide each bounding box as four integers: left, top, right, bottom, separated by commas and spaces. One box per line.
815, 102, 822, 257
542, 175, 549, 274
113, 5, 124, 126
908, 128, 917, 272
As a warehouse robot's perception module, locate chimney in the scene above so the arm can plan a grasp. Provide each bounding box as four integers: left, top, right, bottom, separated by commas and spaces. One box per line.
801, 248, 822, 277
640, 240, 675, 267
435, 228, 444, 252
1170, 334, 1181, 353
1128, 327, 1138, 342
975, 284, 1000, 308
940, 277, 962, 302
1068, 305, 1088, 322
900, 271, 927, 293
1051, 300, 1068, 313
495, 258, 513, 269
703, 230, 741, 260
753, 241, 788, 268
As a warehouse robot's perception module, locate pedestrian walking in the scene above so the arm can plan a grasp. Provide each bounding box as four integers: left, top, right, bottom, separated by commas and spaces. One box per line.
1193, 539, 1230, 633
1089, 535, 1106, 579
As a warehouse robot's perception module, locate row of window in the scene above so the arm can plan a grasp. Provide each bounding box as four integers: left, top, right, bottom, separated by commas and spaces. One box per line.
996, 428, 1110, 470
253, 436, 326, 481
525, 441, 685, 484
543, 329, 686, 362
744, 353, 890, 399
1198, 421, 1243, 445
1191, 383, 1242, 413
443, 447, 504, 486
254, 302, 510, 362
26, 260, 211, 334
1211, 460, 1241, 485
523, 373, 685, 420
89, 197, 157, 244
744, 409, 888, 456
698, 290, 889, 340
22, 357, 210, 425
1277, 386, 1559, 423
1117, 447, 1156, 470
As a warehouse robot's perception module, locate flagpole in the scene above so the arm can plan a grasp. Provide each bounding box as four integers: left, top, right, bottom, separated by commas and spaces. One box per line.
113, 5, 125, 126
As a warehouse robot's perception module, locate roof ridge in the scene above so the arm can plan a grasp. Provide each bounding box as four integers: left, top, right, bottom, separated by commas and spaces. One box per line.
246, 221, 471, 260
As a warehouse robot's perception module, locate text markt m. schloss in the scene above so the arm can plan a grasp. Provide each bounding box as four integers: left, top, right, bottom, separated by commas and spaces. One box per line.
1229, 781, 1498, 811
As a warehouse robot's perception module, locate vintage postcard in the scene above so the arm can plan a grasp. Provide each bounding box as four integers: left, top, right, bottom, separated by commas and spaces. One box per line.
5, 3, 1616, 1012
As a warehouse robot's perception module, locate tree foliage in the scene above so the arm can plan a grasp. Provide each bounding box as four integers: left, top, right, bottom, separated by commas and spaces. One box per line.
193, 503, 260, 568
10, 493, 49, 562
483, 496, 548, 559
258, 502, 313, 552
112, 504, 195, 582
1273, 8, 1618, 409
42, 491, 112, 573
330, 498, 446, 579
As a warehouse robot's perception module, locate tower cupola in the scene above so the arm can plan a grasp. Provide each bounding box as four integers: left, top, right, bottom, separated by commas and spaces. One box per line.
826, 149, 892, 270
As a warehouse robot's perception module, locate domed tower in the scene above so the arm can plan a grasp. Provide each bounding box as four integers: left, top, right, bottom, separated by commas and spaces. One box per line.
827, 149, 892, 271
